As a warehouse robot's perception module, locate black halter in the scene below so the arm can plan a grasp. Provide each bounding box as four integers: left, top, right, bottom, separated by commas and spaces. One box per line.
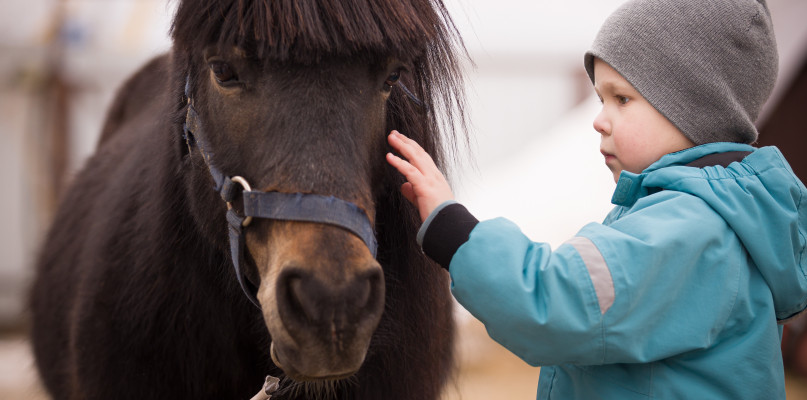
183, 78, 379, 309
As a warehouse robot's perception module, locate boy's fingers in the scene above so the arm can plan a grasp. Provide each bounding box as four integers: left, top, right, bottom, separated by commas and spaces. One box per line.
389, 131, 425, 159
387, 132, 416, 160
386, 152, 423, 184
392, 131, 423, 151
388, 132, 438, 176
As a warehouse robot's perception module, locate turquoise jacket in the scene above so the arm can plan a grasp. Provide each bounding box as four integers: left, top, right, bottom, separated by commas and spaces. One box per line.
423, 143, 807, 399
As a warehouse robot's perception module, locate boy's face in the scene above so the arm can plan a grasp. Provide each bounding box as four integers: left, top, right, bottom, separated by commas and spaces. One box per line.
592, 58, 694, 183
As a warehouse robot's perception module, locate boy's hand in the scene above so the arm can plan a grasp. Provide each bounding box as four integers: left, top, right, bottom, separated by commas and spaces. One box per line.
386, 130, 454, 222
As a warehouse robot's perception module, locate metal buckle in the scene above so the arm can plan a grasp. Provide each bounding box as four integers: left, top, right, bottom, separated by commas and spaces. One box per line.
227, 176, 253, 227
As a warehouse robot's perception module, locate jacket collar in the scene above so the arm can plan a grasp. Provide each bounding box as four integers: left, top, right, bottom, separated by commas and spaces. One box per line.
611, 142, 756, 207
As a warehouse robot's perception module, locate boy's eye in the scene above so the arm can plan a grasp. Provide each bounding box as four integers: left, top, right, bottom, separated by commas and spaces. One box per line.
616, 95, 629, 105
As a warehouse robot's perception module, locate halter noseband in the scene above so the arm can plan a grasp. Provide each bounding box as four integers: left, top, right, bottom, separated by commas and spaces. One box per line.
183, 77, 379, 309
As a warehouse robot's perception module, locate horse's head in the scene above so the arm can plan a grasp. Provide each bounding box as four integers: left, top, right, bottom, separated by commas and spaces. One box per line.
171, 0, 466, 382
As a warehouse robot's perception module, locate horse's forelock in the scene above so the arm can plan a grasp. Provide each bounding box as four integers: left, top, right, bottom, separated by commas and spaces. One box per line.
172, 0, 448, 63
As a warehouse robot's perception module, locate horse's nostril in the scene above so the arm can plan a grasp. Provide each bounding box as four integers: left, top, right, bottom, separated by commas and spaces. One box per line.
277, 265, 385, 334
285, 273, 313, 321
278, 268, 322, 323
359, 267, 384, 315
354, 274, 372, 309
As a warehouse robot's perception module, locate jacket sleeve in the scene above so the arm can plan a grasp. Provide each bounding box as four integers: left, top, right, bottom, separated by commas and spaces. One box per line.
446, 191, 745, 367
418, 202, 479, 269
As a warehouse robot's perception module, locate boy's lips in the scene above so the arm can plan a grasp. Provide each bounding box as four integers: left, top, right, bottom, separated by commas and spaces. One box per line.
601, 149, 615, 162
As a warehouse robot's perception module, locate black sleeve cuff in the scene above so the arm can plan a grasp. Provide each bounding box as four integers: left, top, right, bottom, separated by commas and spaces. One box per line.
421, 203, 479, 270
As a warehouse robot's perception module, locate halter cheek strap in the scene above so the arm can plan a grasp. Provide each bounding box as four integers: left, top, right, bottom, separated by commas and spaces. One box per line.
183, 78, 377, 309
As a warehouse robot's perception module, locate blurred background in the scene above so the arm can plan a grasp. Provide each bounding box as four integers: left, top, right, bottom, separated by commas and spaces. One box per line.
1, 0, 806, 398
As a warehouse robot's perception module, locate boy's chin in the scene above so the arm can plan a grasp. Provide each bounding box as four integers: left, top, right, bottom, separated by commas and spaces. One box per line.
607, 166, 621, 183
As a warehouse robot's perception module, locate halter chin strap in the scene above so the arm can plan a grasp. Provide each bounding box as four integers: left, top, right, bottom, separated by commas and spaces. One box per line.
183, 77, 377, 309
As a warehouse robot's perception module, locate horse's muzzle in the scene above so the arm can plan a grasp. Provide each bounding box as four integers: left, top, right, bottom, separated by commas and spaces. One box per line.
270, 258, 385, 380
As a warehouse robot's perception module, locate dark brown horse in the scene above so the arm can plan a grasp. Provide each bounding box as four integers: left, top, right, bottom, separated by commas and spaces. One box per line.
29, 0, 468, 398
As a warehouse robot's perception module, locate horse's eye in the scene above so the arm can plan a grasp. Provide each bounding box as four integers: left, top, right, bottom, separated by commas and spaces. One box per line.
384, 70, 401, 89
209, 61, 237, 84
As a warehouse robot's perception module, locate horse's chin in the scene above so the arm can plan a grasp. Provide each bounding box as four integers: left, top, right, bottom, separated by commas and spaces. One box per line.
271, 342, 361, 382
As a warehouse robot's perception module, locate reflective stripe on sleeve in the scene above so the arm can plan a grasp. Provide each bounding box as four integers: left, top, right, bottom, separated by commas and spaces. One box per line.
565, 236, 615, 314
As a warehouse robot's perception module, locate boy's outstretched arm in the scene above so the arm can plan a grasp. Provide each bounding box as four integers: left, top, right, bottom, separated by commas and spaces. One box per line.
385, 130, 455, 222
386, 130, 479, 270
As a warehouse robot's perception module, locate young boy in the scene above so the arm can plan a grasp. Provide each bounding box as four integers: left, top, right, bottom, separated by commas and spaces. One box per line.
386, 0, 807, 398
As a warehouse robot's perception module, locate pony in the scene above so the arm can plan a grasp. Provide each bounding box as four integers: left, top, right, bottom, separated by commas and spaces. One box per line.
29, 0, 468, 398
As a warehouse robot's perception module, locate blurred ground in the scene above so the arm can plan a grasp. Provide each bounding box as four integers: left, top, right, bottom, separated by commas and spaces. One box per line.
444, 316, 541, 399
3, 317, 807, 400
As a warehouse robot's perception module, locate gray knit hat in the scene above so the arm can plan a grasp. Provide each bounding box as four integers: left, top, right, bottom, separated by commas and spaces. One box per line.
584, 0, 778, 144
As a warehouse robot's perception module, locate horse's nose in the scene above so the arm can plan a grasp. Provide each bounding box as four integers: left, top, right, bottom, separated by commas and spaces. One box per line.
276, 263, 385, 343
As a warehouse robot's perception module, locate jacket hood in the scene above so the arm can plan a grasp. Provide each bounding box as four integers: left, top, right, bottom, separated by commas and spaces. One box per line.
621, 143, 807, 321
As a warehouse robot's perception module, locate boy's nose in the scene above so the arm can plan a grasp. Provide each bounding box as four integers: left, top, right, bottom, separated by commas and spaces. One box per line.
593, 109, 610, 136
